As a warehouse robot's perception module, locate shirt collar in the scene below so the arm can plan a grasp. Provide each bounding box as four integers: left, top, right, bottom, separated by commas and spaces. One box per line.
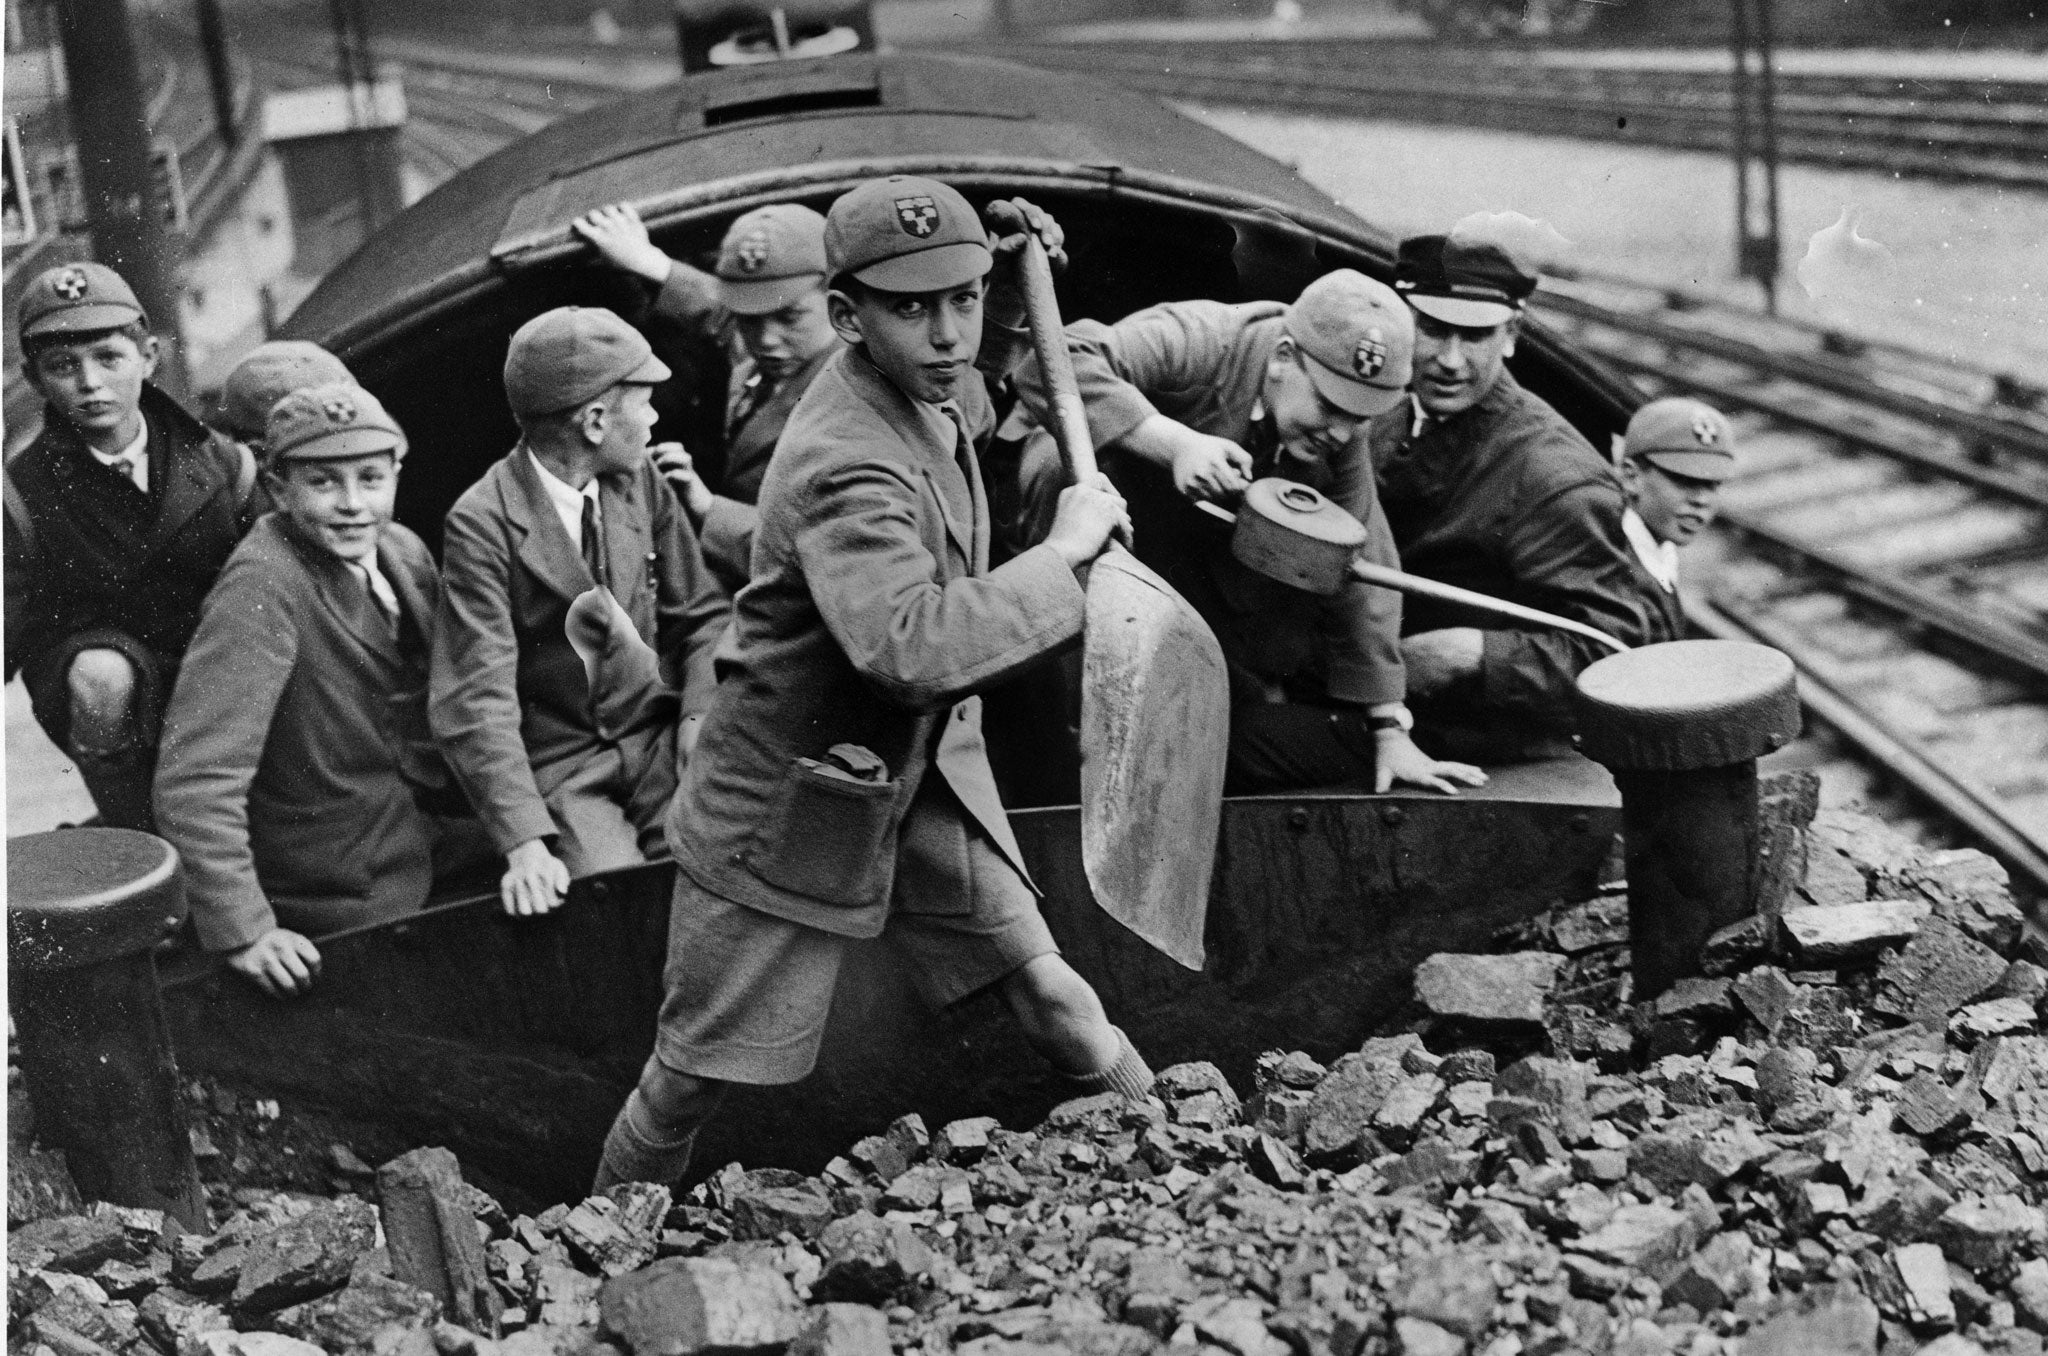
1622, 507, 1679, 592
88, 420, 149, 469
528, 448, 600, 512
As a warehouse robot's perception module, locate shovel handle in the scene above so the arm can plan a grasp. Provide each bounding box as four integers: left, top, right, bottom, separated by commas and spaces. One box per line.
1018, 232, 1099, 485
1348, 558, 1631, 655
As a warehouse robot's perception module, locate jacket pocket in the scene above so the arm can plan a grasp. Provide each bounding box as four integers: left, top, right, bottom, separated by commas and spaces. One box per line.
751, 744, 899, 905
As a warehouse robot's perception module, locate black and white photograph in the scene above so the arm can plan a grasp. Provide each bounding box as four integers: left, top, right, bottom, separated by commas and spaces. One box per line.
3, 0, 2046, 1351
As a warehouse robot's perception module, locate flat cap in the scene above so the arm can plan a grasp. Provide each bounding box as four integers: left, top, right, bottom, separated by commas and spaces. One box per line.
217, 341, 356, 441
19, 262, 148, 339
267, 382, 407, 462
717, 203, 829, 315
1625, 397, 1737, 481
1393, 234, 1537, 328
1285, 270, 1414, 418
825, 175, 991, 294
503, 306, 671, 418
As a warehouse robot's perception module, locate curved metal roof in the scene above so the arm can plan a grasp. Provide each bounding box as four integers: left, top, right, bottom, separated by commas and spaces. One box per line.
285, 48, 1383, 355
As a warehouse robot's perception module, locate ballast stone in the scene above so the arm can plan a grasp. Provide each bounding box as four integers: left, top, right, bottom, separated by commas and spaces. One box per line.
597, 1255, 802, 1356
1413, 952, 1564, 1026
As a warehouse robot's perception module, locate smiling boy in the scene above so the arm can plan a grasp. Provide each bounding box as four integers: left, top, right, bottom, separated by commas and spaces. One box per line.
4, 263, 263, 830
155, 384, 474, 996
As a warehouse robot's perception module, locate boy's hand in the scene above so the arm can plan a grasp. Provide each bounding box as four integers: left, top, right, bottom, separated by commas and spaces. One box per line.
503, 838, 571, 916
1372, 730, 1487, 795
571, 203, 672, 285
1123, 416, 1252, 503
227, 928, 322, 997
650, 442, 714, 522
1401, 628, 1485, 697
983, 197, 1067, 328
1045, 473, 1131, 569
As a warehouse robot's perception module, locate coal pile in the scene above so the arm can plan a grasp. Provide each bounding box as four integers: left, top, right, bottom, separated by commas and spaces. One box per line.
9, 800, 2048, 1356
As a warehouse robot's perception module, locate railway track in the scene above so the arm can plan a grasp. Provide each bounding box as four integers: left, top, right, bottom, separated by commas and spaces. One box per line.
987, 39, 2048, 190
1534, 274, 2048, 893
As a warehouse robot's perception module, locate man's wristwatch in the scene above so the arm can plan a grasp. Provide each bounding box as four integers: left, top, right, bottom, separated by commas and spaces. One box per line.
1367, 706, 1415, 734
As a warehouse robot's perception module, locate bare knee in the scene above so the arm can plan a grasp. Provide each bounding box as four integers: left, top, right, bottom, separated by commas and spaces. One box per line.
635, 1055, 724, 1128
67, 649, 139, 742
1001, 955, 1116, 1070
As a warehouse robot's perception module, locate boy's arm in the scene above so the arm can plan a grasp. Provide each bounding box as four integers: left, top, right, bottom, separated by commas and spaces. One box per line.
650, 467, 729, 719
429, 503, 558, 854
697, 496, 759, 596
796, 461, 1086, 713
573, 202, 727, 345
3, 477, 46, 682
152, 560, 299, 952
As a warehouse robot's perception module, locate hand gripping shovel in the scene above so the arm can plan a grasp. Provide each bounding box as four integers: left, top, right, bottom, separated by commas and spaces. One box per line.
1019, 236, 1230, 971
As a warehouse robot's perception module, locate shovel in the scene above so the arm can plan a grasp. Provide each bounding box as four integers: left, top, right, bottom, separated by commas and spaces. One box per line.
1018, 235, 1230, 972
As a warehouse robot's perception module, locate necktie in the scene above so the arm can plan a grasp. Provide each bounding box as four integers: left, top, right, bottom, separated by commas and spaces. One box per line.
580, 494, 609, 589
730, 372, 775, 433
353, 562, 400, 638
105, 451, 144, 493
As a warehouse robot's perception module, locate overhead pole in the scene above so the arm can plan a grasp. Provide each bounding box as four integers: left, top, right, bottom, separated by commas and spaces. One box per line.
53, 0, 189, 396
1730, 0, 1783, 314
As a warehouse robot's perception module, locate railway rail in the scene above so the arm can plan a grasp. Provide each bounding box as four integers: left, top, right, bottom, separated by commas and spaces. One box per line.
983, 39, 2048, 190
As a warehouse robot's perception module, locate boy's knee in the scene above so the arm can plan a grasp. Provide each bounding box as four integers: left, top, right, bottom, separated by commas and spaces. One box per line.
636, 1056, 725, 1129
1004, 955, 1106, 1028
67, 649, 139, 732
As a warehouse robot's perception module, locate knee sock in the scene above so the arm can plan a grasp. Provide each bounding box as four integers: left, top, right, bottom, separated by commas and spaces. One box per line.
1067, 1025, 1155, 1100
70, 740, 156, 833
593, 1087, 705, 1193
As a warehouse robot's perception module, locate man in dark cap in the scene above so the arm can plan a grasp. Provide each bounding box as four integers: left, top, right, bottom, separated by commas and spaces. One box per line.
209, 340, 355, 455
1617, 396, 1737, 643
1011, 268, 1485, 796
593, 176, 1153, 1193
1369, 228, 1656, 762
4, 262, 264, 830
573, 200, 840, 592
431, 306, 727, 918
157, 384, 479, 996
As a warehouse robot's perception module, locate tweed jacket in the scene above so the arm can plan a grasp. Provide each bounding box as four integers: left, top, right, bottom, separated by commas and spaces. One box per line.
431, 446, 726, 854
668, 345, 1087, 939
155, 514, 445, 952
1014, 298, 1405, 708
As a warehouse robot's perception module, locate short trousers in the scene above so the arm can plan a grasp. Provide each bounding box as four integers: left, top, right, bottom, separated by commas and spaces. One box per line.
653, 780, 1058, 1086
536, 726, 678, 877
21, 628, 166, 752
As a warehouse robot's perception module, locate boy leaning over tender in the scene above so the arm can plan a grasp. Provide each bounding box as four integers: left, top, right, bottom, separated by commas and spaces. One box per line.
4, 263, 264, 830
155, 385, 487, 997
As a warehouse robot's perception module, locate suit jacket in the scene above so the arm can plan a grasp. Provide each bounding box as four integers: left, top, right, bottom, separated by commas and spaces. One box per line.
4, 384, 260, 685
1015, 299, 1405, 707
1369, 372, 1658, 752
652, 260, 839, 593
155, 515, 444, 951
669, 345, 1087, 939
431, 447, 726, 854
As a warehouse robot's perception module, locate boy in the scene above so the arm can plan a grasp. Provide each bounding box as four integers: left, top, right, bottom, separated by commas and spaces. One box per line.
573, 200, 839, 592
156, 384, 467, 996
4, 262, 262, 830
1012, 270, 1486, 795
1617, 396, 1736, 643
594, 176, 1149, 1191
431, 307, 727, 917
210, 340, 356, 454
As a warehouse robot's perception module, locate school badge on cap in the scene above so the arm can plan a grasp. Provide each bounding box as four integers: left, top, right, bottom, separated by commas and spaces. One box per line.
52, 269, 90, 302
1353, 330, 1388, 380
1691, 412, 1720, 445
322, 393, 360, 424
894, 194, 940, 238
734, 230, 770, 273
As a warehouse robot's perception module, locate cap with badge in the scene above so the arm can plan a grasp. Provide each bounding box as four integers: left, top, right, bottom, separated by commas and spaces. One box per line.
217, 341, 356, 441
1393, 234, 1538, 329
1624, 397, 1737, 482
19, 262, 149, 340
825, 175, 991, 294
1284, 269, 1414, 418
503, 306, 672, 418
267, 382, 408, 463
716, 203, 829, 316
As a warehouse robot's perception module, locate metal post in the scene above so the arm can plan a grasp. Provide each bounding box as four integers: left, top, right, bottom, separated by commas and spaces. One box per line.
8, 829, 206, 1229
53, 0, 189, 397
1730, 0, 1783, 314
1574, 639, 1800, 998
194, 0, 238, 148
1754, 0, 1783, 314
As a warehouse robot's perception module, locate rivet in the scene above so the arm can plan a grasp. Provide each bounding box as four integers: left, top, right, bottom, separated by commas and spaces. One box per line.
1287, 807, 1311, 831
1380, 805, 1404, 826
1570, 813, 1591, 833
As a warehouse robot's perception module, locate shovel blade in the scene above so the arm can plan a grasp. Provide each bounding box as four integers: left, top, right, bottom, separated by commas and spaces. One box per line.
1079, 551, 1230, 971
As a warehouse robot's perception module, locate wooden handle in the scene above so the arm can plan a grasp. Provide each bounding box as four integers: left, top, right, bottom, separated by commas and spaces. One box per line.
1349, 559, 1630, 655
1019, 232, 1098, 485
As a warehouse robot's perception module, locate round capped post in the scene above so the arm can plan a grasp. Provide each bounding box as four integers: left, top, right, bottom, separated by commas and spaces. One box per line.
8, 829, 206, 1228
1573, 640, 1800, 998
